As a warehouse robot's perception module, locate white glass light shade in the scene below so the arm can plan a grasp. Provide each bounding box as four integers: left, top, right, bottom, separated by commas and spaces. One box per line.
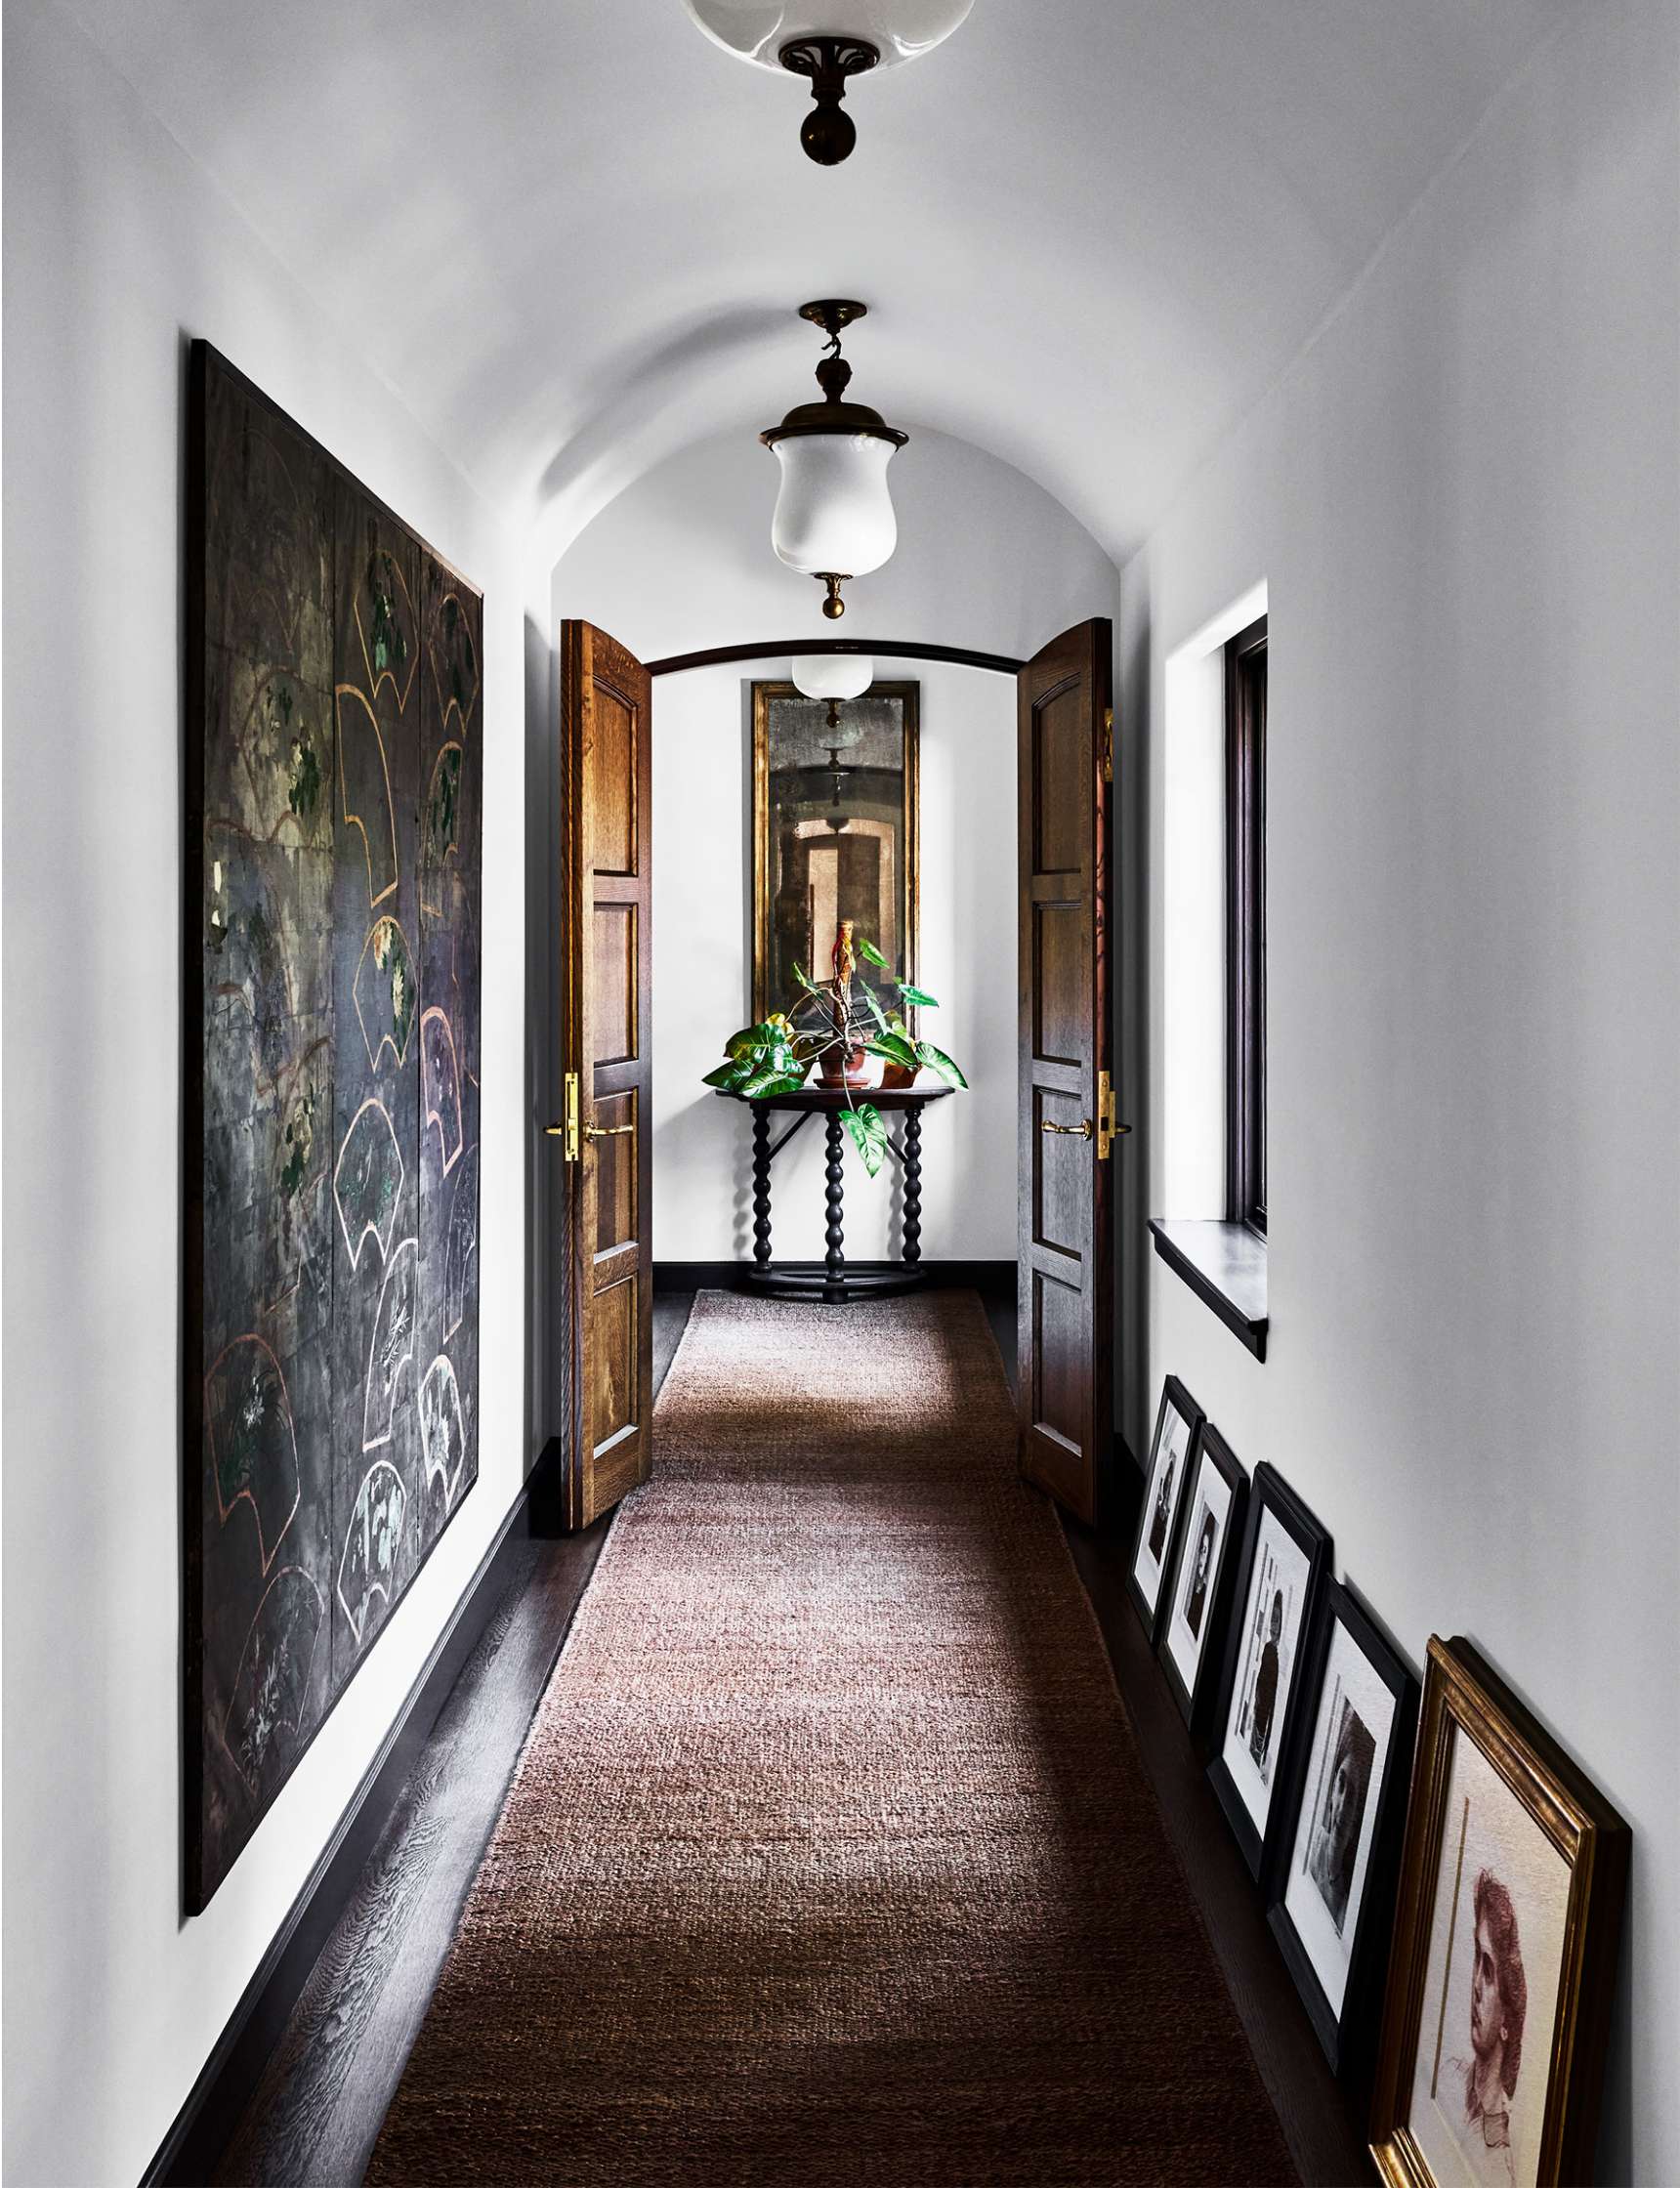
682, 0, 973, 67
770, 434, 898, 578
791, 653, 873, 701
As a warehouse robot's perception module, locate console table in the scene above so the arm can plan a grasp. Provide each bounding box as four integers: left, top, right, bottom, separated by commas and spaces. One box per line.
715, 1084, 954, 1302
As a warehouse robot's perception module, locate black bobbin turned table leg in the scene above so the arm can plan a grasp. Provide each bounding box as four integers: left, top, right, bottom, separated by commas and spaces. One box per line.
823, 1111, 847, 1297
751, 1105, 773, 1274
903, 1103, 923, 1268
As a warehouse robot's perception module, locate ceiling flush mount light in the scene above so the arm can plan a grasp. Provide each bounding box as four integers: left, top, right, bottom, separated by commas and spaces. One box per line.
761, 302, 906, 621
682, 0, 974, 164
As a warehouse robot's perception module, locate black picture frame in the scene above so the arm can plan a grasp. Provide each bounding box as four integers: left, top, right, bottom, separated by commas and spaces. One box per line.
1125, 1375, 1205, 1641
1155, 1421, 1248, 1737
1263, 1582, 1419, 2078
1206, 1462, 1331, 1880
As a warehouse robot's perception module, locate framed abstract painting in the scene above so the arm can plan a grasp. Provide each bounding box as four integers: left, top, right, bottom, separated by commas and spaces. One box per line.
184, 343, 483, 1909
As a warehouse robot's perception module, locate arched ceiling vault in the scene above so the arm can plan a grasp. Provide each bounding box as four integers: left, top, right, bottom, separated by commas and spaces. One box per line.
68, 0, 1569, 567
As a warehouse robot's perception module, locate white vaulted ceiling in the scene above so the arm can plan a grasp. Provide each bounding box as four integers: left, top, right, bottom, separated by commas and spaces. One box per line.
64, 0, 1570, 564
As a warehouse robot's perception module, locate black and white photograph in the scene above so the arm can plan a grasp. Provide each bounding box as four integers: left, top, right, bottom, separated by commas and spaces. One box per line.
1159, 1423, 1247, 1732
1267, 1583, 1417, 2073
1208, 1465, 1330, 1877
1126, 1375, 1204, 1638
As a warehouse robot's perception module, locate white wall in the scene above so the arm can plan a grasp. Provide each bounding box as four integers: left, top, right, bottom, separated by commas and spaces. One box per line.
2, 12, 532, 2183
650, 660, 1016, 1265
1120, 2, 1678, 2174
550, 429, 1121, 1285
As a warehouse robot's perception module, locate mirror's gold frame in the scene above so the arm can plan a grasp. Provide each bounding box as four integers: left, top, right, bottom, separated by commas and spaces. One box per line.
751, 679, 920, 1025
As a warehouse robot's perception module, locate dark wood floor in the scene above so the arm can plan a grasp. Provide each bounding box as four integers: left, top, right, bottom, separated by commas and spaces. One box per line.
206, 1285, 1368, 2187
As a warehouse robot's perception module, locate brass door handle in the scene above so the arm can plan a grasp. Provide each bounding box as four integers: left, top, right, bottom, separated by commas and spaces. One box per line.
1041, 1117, 1093, 1138
583, 1121, 634, 1140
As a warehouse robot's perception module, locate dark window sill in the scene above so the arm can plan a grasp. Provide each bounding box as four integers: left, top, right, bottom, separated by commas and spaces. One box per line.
1148, 1219, 1268, 1360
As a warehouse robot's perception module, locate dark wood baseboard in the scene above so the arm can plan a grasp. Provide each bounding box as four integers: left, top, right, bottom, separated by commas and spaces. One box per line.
653, 1259, 1017, 1297
1063, 1475, 1374, 2186
143, 1444, 567, 2188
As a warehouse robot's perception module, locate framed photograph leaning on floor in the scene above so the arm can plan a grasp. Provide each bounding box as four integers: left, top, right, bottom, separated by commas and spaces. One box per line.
1369, 1638, 1628, 2188
1157, 1421, 1247, 1735
1266, 1582, 1419, 2076
1126, 1375, 1205, 1639
1207, 1463, 1331, 1879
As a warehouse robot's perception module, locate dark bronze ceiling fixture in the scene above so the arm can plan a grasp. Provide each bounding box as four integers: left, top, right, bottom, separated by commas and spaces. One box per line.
681, 4, 975, 165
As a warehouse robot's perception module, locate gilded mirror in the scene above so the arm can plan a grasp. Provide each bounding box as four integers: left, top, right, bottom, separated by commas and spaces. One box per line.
752, 680, 919, 1022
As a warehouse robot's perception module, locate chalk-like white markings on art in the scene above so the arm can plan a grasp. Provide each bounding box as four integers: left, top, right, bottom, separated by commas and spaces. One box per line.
421, 1008, 465, 1175
205, 1334, 300, 1578
363, 1237, 418, 1450
337, 1459, 407, 1648
353, 914, 416, 1073
219, 1564, 325, 1794
444, 1147, 479, 1343
335, 684, 399, 908
333, 1097, 404, 1270
419, 1354, 467, 1509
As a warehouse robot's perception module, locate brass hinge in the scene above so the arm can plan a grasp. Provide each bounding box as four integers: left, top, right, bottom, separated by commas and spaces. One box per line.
1101, 706, 1114, 784
542, 1070, 581, 1162
1096, 1070, 1130, 1160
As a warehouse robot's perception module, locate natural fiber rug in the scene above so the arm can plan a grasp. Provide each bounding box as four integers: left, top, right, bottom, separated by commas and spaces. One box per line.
367, 1290, 1294, 2185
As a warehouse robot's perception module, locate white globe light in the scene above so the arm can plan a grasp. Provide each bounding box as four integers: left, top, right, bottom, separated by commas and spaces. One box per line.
770, 433, 898, 579
682, 0, 973, 68
792, 654, 874, 700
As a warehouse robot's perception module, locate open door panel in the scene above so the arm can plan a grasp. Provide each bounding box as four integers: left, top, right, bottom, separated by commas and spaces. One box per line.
1016, 617, 1117, 1526
556, 618, 653, 1529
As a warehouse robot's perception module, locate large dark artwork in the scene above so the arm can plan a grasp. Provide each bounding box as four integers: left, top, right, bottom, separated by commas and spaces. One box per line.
186, 344, 483, 1909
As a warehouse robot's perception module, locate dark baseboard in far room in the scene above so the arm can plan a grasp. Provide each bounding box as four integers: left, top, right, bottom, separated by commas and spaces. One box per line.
652, 1259, 1017, 1297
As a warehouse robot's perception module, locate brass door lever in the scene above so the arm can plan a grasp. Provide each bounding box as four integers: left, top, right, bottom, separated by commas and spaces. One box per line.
583, 1121, 634, 1140
1041, 1117, 1093, 1138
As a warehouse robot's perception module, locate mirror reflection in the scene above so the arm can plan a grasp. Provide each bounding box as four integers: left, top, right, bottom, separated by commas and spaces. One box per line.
752, 681, 919, 1021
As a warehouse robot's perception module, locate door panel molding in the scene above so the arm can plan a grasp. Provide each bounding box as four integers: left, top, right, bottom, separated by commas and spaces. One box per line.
1017, 619, 1113, 1526
559, 619, 654, 1530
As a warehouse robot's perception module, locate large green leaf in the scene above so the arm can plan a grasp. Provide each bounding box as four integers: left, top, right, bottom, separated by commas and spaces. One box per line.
840, 1102, 889, 1176
863, 1032, 918, 1070
913, 1041, 969, 1090
898, 983, 940, 1010
791, 961, 825, 994
701, 1059, 754, 1090
855, 935, 889, 969
858, 985, 890, 1031
739, 1066, 809, 1098
724, 1025, 764, 1058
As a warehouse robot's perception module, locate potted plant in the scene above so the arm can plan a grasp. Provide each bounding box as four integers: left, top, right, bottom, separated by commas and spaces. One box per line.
701, 919, 966, 1174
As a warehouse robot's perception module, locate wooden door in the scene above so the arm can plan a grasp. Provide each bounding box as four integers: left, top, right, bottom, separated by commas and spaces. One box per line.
556, 619, 653, 1528
1017, 618, 1118, 1525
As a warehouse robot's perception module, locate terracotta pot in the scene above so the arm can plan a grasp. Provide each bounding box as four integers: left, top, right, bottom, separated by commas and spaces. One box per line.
879, 1060, 920, 1090
817, 1041, 870, 1089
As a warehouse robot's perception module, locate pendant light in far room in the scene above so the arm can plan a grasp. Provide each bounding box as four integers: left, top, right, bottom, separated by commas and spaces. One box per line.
681, 0, 975, 163
761, 301, 906, 621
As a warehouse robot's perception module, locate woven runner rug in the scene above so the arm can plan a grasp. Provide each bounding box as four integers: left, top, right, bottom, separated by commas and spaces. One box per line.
367, 1289, 1294, 2185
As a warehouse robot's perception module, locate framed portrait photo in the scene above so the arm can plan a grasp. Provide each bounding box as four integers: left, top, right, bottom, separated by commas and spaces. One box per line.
1126, 1376, 1205, 1639
1369, 1639, 1629, 2188
1207, 1463, 1330, 1879
1266, 1583, 1419, 2076
1157, 1422, 1247, 1735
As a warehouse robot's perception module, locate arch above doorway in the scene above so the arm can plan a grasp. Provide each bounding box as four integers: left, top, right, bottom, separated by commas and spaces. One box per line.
646, 637, 1024, 678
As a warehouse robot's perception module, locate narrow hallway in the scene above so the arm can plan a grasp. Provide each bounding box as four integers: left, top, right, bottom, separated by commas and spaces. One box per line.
370, 1290, 1293, 2184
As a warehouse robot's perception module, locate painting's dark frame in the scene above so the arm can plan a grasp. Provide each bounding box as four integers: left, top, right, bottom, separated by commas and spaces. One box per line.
183, 340, 483, 1914
1368, 1638, 1629, 2187
1156, 1419, 1249, 1738
1125, 1374, 1205, 1642
1263, 1580, 1419, 2080
1225, 612, 1266, 1237
1206, 1460, 1331, 1880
